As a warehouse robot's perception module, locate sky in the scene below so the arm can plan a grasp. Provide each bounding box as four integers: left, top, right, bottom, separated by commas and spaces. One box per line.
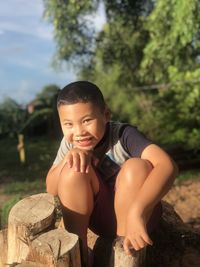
0, 0, 105, 105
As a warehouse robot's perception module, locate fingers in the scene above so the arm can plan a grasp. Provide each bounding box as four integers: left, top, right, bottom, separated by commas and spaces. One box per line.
123, 238, 133, 255
66, 149, 92, 173
141, 231, 153, 246
123, 232, 153, 255
123, 236, 144, 255
66, 153, 73, 169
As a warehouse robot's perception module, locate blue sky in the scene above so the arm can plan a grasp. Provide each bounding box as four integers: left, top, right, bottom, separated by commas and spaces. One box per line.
0, 0, 105, 105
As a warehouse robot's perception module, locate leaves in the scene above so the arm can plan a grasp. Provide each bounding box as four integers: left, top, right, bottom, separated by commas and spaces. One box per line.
43, 0, 200, 150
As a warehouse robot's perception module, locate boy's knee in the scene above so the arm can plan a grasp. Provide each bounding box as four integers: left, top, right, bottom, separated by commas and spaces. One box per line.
119, 158, 153, 184
124, 158, 152, 173
59, 164, 90, 185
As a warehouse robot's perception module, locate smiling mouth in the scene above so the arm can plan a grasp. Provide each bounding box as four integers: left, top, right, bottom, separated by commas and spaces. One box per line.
74, 137, 93, 146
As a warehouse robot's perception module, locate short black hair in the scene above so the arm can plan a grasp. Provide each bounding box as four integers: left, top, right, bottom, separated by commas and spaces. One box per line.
57, 81, 106, 110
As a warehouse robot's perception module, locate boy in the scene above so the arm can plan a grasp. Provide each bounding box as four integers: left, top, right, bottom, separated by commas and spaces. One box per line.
46, 81, 177, 267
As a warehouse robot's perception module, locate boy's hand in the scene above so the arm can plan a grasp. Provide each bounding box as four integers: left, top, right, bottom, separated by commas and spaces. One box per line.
65, 148, 97, 173
123, 208, 153, 255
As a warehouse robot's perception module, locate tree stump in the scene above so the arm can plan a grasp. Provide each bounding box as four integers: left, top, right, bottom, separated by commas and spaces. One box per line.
109, 237, 146, 267
146, 201, 200, 267
7, 193, 55, 265
16, 264, 40, 267
6, 193, 81, 267
26, 228, 81, 267
91, 200, 200, 267
0, 229, 7, 267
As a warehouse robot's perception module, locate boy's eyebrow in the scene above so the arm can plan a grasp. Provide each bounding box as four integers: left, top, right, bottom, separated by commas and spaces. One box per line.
62, 119, 72, 122
62, 114, 94, 122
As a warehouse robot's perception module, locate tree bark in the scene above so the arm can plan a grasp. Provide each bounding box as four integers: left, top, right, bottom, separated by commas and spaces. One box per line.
0, 229, 7, 267
109, 237, 146, 267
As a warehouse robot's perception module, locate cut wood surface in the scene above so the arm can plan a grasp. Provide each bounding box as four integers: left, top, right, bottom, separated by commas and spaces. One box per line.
26, 228, 81, 267
7, 193, 55, 265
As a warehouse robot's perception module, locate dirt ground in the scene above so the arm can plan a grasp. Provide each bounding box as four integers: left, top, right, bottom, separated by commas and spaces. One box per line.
164, 179, 200, 229
87, 178, 200, 267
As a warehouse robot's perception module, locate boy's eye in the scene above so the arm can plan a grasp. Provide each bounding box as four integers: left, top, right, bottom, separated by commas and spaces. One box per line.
83, 119, 91, 124
64, 122, 72, 127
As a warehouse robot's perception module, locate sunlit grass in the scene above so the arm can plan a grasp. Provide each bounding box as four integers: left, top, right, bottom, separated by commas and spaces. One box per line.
175, 169, 200, 184
0, 136, 59, 182
3, 180, 46, 194
0, 136, 59, 228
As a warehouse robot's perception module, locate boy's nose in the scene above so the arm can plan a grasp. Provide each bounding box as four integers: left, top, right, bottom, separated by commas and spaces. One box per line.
74, 125, 85, 136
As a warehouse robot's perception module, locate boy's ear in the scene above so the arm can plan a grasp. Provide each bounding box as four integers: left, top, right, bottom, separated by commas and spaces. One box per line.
104, 106, 111, 121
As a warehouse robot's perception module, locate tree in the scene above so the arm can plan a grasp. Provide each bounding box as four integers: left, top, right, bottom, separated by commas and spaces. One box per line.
0, 98, 28, 163
0, 84, 60, 163
139, 0, 200, 149
0, 98, 27, 138
30, 84, 61, 138
42, 0, 152, 65
34, 84, 60, 108
43, 0, 200, 150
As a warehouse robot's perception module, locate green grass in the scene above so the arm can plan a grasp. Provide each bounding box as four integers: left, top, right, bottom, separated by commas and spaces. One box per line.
3, 180, 46, 194
175, 169, 200, 184
0, 136, 59, 228
0, 136, 59, 183
0, 195, 21, 228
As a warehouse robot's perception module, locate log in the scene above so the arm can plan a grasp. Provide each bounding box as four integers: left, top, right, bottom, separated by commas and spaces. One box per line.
109, 237, 146, 267
0, 229, 7, 267
7, 193, 55, 265
146, 201, 200, 267
91, 200, 200, 267
26, 228, 81, 267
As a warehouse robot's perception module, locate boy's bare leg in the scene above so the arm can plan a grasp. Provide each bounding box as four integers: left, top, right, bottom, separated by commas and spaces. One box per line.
114, 158, 153, 237
57, 165, 99, 266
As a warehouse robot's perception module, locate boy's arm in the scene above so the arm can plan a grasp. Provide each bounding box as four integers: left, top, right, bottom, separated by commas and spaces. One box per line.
124, 144, 178, 253
132, 143, 178, 213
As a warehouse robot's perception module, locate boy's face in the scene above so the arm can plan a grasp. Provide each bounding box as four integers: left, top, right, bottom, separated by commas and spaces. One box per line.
58, 102, 110, 150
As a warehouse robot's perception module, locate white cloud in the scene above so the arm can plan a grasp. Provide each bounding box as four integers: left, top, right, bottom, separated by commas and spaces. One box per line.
0, 0, 53, 40
0, 0, 43, 17
0, 20, 52, 40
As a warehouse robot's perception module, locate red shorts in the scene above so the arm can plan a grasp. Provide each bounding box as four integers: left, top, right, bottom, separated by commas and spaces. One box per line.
88, 173, 162, 238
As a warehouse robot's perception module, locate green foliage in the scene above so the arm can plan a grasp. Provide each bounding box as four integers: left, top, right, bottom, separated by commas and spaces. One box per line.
43, 0, 200, 150
0, 195, 21, 228
43, 0, 100, 64
0, 98, 28, 136
139, 0, 200, 147
0, 84, 60, 138
140, 0, 200, 84
34, 84, 60, 108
